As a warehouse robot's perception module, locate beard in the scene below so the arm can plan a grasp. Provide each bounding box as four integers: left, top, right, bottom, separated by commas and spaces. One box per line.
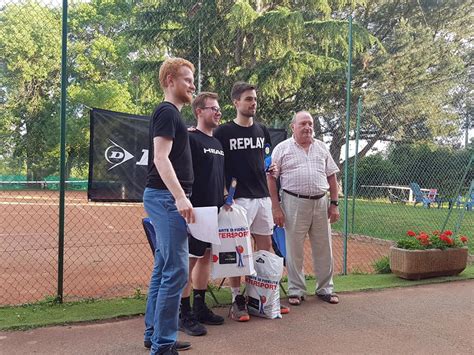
239, 108, 256, 118
177, 90, 193, 104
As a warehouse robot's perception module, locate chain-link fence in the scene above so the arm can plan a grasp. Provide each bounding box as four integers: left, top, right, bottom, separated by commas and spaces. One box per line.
1, 0, 472, 306
337, 78, 474, 274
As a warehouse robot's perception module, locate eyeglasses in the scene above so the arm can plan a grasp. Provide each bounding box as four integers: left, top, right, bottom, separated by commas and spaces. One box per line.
202, 106, 221, 113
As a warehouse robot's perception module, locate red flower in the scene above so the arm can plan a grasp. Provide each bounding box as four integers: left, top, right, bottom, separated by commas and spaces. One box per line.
420, 238, 430, 246
440, 235, 453, 245
444, 230, 453, 236
416, 234, 429, 244
407, 230, 416, 237
440, 235, 449, 243
460, 236, 468, 243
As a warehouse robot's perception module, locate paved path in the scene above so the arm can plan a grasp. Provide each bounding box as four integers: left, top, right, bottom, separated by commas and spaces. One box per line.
1, 281, 473, 354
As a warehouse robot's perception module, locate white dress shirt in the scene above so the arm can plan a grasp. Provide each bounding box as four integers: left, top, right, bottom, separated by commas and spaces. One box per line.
271, 136, 339, 196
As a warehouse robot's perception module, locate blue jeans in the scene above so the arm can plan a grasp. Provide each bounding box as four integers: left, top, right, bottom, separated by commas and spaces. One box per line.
143, 188, 189, 354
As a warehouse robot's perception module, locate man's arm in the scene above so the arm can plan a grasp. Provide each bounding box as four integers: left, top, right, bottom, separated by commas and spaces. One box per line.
154, 136, 195, 223
267, 174, 285, 227
327, 173, 339, 224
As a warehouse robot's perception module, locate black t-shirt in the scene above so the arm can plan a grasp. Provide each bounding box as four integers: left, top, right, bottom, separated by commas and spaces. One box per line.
189, 130, 225, 207
145, 102, 193, 193
214, 121, 271, 199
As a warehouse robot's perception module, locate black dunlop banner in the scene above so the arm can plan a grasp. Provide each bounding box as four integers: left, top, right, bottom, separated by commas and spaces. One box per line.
89, 108, 287, 202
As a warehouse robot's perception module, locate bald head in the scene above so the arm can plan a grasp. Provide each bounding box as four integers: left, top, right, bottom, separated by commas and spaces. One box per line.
291, 111, 313, 124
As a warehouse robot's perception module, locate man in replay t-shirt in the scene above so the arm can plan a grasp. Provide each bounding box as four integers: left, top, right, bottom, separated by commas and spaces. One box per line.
143, 57, 195, 355
178, 92, 226, 337
214, 82, 282, 322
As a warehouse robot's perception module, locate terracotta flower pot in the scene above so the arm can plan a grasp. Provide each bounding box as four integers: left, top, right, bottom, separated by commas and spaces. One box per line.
389, 246, 468, 280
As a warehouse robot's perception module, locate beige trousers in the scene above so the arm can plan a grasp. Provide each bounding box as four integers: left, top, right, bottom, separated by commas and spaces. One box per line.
281, 192, 334, 297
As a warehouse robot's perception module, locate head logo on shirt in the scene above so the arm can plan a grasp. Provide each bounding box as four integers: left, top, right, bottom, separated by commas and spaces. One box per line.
203, 148, 224, 156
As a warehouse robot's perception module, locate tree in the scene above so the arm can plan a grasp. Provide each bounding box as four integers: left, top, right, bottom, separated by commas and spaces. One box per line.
351, 0, 473, 159
130, 0, 376, 125
2, 0, 471, 180
66, 0, 138, 178
0, 0, 142, 179
0, 1, 62, 180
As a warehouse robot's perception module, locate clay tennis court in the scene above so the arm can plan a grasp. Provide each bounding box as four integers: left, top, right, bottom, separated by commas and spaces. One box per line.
0, 189, 391, 306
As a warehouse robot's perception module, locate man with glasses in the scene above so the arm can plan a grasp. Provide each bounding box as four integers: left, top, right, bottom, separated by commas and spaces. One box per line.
178, 92, 226, 336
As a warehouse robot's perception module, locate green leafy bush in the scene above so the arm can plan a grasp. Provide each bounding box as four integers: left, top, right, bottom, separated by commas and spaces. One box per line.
373, 256, 391, 274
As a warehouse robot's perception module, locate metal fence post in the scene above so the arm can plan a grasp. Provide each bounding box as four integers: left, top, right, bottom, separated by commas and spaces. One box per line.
57, 0, 69, 304
342, 15, 353, 275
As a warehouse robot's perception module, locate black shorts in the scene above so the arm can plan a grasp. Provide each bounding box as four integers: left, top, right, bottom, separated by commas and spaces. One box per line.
188, 233, 211, 258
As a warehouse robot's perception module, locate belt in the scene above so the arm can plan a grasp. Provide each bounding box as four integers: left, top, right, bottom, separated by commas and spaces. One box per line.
283, 189, 325, 200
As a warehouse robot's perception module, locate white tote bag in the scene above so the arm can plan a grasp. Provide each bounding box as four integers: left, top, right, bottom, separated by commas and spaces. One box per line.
245, 250, 284, 319
211, 204, 255, 279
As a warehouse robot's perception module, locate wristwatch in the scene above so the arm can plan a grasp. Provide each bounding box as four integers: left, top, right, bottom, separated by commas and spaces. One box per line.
330, 200, 339, 206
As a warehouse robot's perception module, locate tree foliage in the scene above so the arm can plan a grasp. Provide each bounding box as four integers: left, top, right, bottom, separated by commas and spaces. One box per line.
0, 1, 61, 179
0, 0, 471, 179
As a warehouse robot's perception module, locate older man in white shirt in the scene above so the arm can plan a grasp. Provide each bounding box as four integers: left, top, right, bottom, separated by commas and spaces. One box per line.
267, 111, 340, 306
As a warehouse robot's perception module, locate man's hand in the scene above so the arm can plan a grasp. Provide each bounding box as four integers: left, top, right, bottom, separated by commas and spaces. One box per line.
176, 196, 195, 224
223, 199, 234, 211
328, 204, 339, 224
267, 162, 279, 178
273, 205, 285, 227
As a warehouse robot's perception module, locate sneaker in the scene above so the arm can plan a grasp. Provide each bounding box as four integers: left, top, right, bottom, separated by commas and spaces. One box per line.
193, 295, 224, 325
179, 312, 207, 336
230, 295, 250, 322
175, 341, 192, 351
158, 344, 178, 355
144, 340, 191, 351
280, 305, 290, 314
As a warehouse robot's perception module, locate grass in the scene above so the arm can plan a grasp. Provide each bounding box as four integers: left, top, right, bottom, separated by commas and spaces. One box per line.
0, 297, 146, 331
332, 199, 474, 252
1, 265, 473, 331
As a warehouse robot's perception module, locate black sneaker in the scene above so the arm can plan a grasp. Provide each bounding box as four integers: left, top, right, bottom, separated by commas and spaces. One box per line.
179, 312, 207, 336
193, 295, 224, 325
144, 340, 191, 351
158, 344, 178, 355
